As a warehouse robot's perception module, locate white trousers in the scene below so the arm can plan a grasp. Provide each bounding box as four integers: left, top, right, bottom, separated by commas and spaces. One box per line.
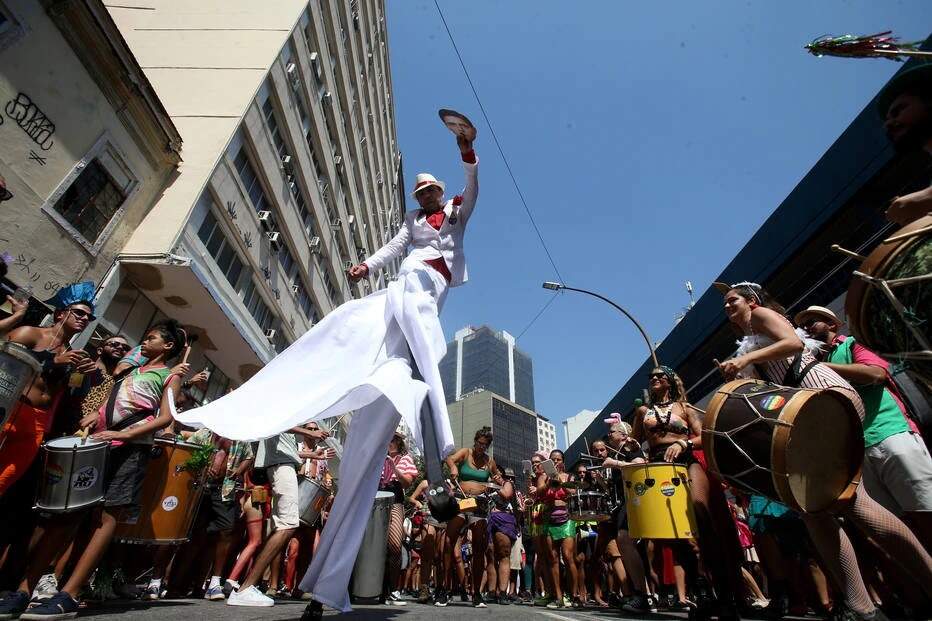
175, 260, 455, 612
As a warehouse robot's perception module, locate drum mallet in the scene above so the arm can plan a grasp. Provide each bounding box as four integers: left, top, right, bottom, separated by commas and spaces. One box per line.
831, 244, 867, 262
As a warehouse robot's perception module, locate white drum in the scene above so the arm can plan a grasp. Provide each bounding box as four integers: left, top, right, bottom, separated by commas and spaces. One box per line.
35, 436, 109, 513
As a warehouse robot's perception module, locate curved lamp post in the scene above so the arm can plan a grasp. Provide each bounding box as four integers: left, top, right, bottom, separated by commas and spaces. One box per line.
543, 281, 660, 369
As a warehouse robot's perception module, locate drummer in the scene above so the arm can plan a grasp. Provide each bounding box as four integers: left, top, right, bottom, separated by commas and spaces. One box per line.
0, 319, 187, 620
632, 364, 744, 619
718, 281, 932, 619
592, 429, 652, 613
1, 292, 97, 496
878, 62, 932, 226
796, 304, 932, 551
442, 426, 501, 608
536, 449, 581, 608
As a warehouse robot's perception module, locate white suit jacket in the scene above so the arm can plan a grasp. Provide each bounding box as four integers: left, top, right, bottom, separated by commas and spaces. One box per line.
364, 157, 478, 287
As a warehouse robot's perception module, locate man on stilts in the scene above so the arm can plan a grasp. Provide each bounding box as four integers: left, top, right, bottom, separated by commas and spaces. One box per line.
174, 114, 479, 618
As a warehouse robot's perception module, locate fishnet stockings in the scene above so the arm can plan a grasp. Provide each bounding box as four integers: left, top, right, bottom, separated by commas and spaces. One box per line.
803, 487, 932, 615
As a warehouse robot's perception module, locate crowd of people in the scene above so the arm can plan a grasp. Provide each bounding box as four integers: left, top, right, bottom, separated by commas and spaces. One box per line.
0, 54, 930, 621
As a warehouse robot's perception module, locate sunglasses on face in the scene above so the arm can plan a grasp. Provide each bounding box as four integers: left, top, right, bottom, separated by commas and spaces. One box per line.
105, 341, 130, 351
649, 373, 666, 380
68, 308, 96, 321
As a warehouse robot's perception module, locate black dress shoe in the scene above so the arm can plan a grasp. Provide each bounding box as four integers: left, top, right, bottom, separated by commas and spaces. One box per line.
301, 600, 323, 621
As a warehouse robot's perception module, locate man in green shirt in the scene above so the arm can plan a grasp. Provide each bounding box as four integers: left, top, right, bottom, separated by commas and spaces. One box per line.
796, 305, 932, 551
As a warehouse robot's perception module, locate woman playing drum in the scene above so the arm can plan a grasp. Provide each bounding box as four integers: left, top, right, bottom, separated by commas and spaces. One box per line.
633, 365, 744, 619
442, 426, 501, 608
719, 282, 932, 620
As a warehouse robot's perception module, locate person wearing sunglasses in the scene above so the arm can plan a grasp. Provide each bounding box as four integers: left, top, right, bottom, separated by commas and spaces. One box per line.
0, 296, 96, 497
64, 336, 132, 435
632, 366, 745, 619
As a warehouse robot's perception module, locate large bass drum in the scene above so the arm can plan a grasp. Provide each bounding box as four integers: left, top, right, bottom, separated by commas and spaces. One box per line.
703, 379, 863, 514
114, 438, 206, 544
846, 215, 932, 389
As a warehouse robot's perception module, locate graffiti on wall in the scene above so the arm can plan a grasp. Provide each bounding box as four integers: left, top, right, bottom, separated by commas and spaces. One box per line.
4, 93, 55, 151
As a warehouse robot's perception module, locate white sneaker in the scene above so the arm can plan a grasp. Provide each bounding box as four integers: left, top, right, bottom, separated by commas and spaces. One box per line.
388, 591, 407, 606
32, 573, 58, 599
226, 585, 275, 607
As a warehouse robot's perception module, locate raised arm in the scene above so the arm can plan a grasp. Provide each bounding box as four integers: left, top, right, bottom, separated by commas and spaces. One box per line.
455, 132, 479, 225
356, 221, 411, 279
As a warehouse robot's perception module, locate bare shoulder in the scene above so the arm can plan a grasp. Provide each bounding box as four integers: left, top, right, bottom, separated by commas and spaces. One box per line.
6, 325, 42, 348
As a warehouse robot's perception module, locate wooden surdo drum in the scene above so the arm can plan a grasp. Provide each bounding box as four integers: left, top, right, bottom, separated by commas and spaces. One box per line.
702, 379, 863, 513
846, 215, 932, 390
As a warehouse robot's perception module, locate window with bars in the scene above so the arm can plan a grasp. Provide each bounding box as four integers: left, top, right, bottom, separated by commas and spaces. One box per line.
197, 210, 245, 288
51, 159, 127, 245
233, 148, 271, 213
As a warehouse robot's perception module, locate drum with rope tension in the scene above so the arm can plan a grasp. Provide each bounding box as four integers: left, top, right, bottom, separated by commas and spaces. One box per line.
845, 215, 932, 390
702, 379, 863, 513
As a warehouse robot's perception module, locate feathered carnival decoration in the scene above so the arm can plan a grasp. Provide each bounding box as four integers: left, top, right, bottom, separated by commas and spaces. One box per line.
44, 281, 96, 312
806, 32, 931, 61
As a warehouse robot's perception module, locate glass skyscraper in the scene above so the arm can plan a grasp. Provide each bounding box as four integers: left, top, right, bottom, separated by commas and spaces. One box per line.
439, 325, 535, 411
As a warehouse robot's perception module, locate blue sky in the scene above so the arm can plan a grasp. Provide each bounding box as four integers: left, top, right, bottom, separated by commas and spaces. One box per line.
386, 2, 930, 445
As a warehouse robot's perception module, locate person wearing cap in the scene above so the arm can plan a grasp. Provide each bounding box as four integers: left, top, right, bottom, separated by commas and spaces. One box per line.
796, 305, 932, 551
175, 128, 477, 617
878, 62, 932, 225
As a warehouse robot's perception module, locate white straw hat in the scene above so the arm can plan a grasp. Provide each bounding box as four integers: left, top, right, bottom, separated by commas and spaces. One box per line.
411, 173, 445, 197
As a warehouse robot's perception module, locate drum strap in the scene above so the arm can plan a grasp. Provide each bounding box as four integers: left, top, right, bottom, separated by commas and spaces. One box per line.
781, 352, 819, 388
104, 372, 156, 433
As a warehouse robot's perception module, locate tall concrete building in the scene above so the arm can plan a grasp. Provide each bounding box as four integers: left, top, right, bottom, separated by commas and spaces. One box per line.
537, 416, 557, 454
562, 409, 599, 449
1, 0, 404, 410
447, 389, 544, 490
439, 325, 536, 410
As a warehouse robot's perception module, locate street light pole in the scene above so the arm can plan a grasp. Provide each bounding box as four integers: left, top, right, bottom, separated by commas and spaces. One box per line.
543, 281, 660, 368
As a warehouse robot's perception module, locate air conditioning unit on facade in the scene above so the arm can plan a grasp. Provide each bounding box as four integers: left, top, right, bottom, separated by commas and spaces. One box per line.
309, 52, 322, 78
347, 215, 355, 228
333, 155, 342, 166
329, 219, 341, 230
308, 236, 321, 253
286, 62, 300, 90
322, 91, 333, 104
265, 328, 277, 341
267, 231, 282, 252
257, 211, 273, 231
291, 284, 300, 295
344, 261, 354, 270
281, 154, 294, 178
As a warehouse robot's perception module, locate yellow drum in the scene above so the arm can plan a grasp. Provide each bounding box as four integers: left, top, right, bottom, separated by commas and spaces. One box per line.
621, 462, 697, 539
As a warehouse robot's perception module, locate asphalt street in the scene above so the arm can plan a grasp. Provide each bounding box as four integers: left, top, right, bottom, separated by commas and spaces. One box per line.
71, 598, 694, 621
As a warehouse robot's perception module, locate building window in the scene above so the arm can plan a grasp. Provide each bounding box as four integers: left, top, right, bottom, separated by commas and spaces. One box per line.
321, 268, 339, 305
233, 147, 271, 212
278, 246, 298, 284
187, 360, 232, 405
262, 97, 289, 163
51, 159, 126, 246
295, 280, 319, 323
237, 277, 276, 332
197, 210, 245, 287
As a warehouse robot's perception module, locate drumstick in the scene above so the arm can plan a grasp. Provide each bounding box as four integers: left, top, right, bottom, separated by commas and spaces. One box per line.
181, 334, 198, 365
77, 426, 90, 445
